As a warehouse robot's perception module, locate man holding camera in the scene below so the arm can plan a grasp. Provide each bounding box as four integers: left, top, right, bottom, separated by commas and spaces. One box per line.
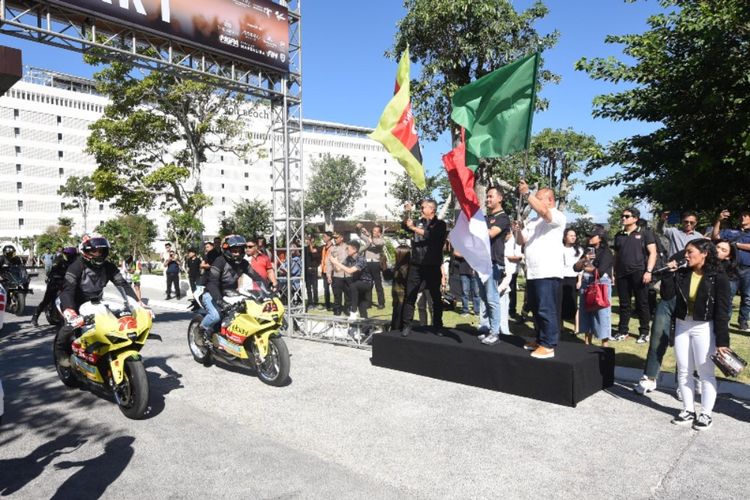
400, 199, 447, 336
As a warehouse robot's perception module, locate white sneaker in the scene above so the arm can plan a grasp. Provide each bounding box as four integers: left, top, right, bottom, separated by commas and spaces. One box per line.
634, 377, 657, 395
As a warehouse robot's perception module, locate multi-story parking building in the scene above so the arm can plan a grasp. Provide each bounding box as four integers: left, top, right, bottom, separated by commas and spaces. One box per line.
0, 67, 403, 242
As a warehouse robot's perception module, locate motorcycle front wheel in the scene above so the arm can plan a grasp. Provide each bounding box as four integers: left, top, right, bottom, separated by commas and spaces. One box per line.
254, 336, 290, 387
8, 293, 24, 316
45, 304, 63, 326
187, 315, 211, 365
116, 358, 149, 420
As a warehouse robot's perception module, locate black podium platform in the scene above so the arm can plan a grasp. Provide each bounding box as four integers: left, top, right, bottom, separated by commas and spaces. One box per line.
371, 328, 615, 407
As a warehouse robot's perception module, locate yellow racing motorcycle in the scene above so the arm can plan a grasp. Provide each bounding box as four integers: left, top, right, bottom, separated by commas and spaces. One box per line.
53, 296, 153, 419
188, 289, 290, 386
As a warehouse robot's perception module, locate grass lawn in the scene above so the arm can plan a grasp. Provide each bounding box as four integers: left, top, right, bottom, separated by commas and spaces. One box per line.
306, 281, 750, 384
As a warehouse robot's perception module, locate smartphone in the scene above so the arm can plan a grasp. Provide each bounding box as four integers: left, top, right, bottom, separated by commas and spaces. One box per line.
586, 246, 596, 258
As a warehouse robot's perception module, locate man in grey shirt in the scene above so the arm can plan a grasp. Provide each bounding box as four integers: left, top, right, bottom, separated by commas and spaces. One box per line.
326, 233, 350, 316
657, 210, 701, 255
357, 223, 386, 309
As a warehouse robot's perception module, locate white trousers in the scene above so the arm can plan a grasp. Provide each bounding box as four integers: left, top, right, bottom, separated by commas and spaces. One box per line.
674, 318, 717, 416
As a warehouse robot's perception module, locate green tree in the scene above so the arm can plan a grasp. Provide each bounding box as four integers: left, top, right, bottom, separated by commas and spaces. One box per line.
356, 210, 380, 222
567, 216, 597, 240
96, 214, 158, 262
36, 222, 76, 252
166, 211, 204, 258
58, 176, 95, 233
305, 155, 365, 230
220, 198, 273, 239
391, 0, 560, 148
576, 0, 750, 212
84, 56, 260, 230
387, 170, 445, 217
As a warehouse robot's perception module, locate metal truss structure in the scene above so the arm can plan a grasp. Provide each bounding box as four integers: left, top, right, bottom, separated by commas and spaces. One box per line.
1, 0, 306, 328
291, 313, 392, 350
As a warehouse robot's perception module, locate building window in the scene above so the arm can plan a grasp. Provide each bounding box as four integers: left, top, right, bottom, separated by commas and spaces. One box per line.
16, 182, 22, 192
221, 183, 225, 189
61, 203, 65, 211
99, 203, 104, 211
15, 146, 21, 156
220, 155, 224, 162
245, 186, 249, 191
15, 164, 21, 173
244, 172, 249, 178
221, 196, 226, 203
57, 115, 62, 124
14, 127, 20, 138
18, 218, 24, 227
58, 151, 64, 159
59, 167, 64, 176
17, 200, 23, 210
58, 133, 63, 142
220, 169, 225, 175
13, 109, 19, 119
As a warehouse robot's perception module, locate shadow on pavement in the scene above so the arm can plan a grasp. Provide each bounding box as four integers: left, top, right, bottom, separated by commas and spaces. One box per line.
0, 434, 87, 496
604, 381, 678, 418
142, 356, 184, 419
51, 436, 136, 500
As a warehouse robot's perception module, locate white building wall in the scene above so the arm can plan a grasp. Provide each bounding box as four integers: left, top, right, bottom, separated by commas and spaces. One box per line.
0, 69, 403, 241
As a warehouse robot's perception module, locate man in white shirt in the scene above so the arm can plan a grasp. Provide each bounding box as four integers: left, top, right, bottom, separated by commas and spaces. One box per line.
513, 181, 566, 359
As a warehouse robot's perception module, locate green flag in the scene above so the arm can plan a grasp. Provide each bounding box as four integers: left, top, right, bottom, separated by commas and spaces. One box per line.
451, 52, 540, 170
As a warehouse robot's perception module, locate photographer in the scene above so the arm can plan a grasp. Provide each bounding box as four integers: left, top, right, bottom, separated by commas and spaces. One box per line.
164, 250, 181, 300
399, 199, 447, 336
574, 229, 613, 347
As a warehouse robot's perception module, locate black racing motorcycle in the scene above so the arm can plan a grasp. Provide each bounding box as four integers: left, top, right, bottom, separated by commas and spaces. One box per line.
0, 265, 33, 315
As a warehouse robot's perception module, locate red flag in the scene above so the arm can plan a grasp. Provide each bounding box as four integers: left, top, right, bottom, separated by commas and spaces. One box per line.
442, 130, 492, 281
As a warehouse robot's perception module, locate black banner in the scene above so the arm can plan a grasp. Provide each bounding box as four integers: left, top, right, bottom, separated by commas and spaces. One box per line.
48, 0, 290, 72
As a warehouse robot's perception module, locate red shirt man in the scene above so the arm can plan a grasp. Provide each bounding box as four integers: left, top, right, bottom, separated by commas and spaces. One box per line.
245, 240, 277, 287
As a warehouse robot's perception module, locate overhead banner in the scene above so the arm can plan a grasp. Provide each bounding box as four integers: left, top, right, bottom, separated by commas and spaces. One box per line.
47, 0, 290, 72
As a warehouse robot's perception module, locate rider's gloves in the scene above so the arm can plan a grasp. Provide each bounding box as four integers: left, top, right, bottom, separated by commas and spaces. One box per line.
63, 309, 84, 328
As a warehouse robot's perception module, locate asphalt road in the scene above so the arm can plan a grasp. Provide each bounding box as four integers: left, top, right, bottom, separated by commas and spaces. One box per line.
1, 293, 749, 499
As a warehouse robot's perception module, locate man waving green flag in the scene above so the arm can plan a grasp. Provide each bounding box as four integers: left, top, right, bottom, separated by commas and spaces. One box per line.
451, 53, 540, 169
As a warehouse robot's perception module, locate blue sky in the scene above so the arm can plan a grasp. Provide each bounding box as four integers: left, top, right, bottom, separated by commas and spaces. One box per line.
1, 0, 665, 221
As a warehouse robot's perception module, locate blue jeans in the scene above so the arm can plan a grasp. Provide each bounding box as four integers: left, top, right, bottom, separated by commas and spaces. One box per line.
738, 266, 750, 324
526, 278, 562, 348
578, 274, 612, 340
474, 263, 503, 335
499, 290, 511, 335
644, 296, 676, 379
729, 279, 739, 319
459, 274, 480, 314
200, 294, 221, 332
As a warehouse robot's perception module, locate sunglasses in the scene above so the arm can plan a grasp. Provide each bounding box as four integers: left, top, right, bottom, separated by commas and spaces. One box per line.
246, 244, 256, 248
621, 214, 633, 219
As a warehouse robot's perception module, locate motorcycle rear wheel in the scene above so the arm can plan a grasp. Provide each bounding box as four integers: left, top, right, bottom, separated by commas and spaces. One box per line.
117, 358, 149, 420
53, 328, 79, 388
254, 336, 290, 387
187, 316, 211, 365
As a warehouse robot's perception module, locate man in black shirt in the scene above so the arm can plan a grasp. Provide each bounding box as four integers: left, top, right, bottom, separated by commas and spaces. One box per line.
185, 247, 202, 293
476, 186, 511, 345
400, 199, 447, 336
304, 235, 322, 310
613, 207, 657, 342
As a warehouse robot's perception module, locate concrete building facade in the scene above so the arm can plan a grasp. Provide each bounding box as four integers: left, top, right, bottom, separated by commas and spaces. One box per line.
0, 67, 402, 243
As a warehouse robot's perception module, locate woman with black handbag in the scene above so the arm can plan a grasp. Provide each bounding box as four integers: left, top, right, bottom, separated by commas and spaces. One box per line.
671, 238, 732, 431
574, 228, 613, 347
